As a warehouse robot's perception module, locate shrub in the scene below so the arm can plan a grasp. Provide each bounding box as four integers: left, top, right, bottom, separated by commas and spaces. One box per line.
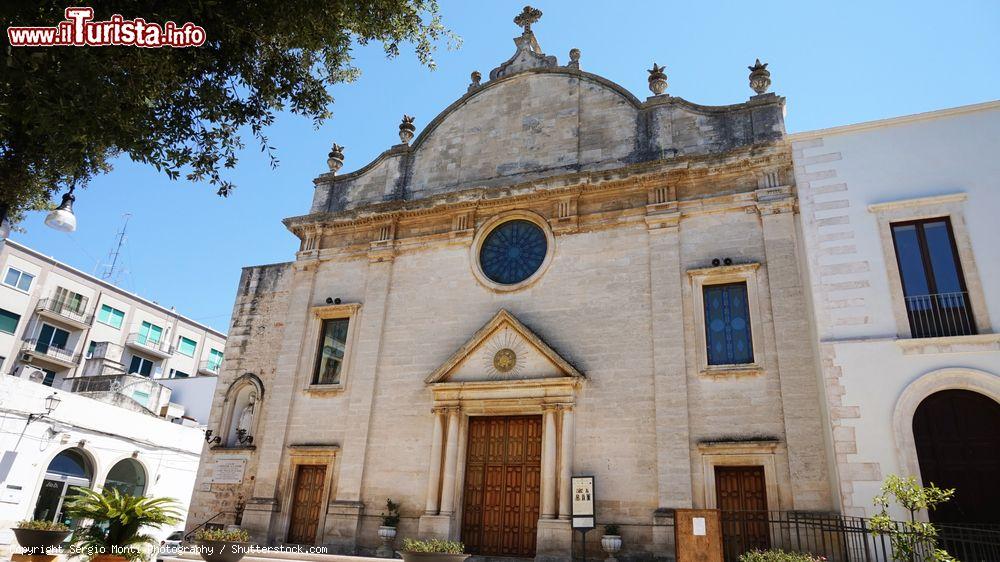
401, 538, 464, 554
381, 498, 401, 528
739, 549, 826, 562
65, 488, 181, 562
16, 520, 70, 531
870, 474, 957, 562
195, 528, 250, 543
603, 524, 620, 536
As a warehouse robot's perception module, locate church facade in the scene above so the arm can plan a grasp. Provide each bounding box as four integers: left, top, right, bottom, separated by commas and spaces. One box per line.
188, 9, 835, 560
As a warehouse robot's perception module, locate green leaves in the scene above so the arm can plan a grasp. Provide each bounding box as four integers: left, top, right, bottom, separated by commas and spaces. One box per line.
401, 538, 465, 554
870, 474, 957, 562
64, 487, 182, 562
1, 1, 457, 221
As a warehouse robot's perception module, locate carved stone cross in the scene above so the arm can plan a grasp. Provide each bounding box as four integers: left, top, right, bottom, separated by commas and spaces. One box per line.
514, 5, 542, 33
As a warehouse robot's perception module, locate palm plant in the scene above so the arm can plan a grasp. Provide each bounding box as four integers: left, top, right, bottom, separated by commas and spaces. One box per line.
64, 487, 182, 561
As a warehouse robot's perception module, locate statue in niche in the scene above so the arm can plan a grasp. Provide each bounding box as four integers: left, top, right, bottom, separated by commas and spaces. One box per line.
235, 391, 257, 445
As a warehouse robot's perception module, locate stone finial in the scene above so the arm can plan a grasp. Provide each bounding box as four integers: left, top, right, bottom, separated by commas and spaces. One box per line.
468, 70, 482, 92
748, 59, 771, 95
398, 115, 416, 144
327, 143, 345, 173
648, 63, 668, 95
567, 48, 581, 69
514, 5, 542, 34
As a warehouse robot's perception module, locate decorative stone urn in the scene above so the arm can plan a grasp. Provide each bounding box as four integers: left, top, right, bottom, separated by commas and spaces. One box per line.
327, 143, 345, 173
600, 534, 622, 562
748, 59, 771, 95
375, 525, 397, 558
647, 63, 668, 95
398, 115, 416, 145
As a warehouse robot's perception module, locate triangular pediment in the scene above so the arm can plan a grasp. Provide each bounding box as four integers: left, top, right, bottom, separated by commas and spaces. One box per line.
425, 310, 584, 384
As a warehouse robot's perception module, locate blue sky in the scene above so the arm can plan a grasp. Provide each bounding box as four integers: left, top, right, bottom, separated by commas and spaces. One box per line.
12, 0, 1000, 333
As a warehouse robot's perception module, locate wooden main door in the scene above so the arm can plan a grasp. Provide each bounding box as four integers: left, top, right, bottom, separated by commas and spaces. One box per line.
461, 415, 542, 557
716, 466, 770, 560
287, 464, 326, 544
913, 389, 1000, 525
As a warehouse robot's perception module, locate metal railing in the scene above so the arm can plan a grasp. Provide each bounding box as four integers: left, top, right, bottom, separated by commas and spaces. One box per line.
720, 510, 1000, 562
199, 360, 221, 374
36, 298, 94, 325
21, 339, 80, 364
125, 332, 174, 355
904, 291, 976, 339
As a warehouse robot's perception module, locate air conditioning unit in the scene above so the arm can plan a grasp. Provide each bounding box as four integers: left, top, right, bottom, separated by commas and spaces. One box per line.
20, 367, 47, 384
20, 353, 33, 363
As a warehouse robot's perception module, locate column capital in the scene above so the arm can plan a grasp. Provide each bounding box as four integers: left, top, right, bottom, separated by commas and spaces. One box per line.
431, 404, 461, 415
540, 403, 561, 413
556, 403, 575, 412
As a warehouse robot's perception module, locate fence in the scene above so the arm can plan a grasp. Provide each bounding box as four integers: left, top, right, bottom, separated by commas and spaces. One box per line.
720, 510, 1000, 562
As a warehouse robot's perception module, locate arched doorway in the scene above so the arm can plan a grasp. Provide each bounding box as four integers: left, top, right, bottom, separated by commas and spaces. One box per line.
33, 448, 94, 525
912, 389, 1000, 524
104, 458, 147, 496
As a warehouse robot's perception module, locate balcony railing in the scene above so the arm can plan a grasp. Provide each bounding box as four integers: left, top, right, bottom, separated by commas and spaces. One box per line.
36, 298, 94, 326
905, 291, 976, 338
21, 339, 81, 365
125, 332, 174, 356
199, 360, 222, 375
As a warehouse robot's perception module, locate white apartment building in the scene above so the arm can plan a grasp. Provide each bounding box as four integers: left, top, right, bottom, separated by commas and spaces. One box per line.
0, 239, 226, 424
792, 100, 1000, 526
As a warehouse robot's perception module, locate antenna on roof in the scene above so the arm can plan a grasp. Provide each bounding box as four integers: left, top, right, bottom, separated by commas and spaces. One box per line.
100, 213, 131, 282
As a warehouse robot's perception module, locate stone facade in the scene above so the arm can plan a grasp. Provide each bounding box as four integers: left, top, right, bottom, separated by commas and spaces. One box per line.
189, 12, 833, 561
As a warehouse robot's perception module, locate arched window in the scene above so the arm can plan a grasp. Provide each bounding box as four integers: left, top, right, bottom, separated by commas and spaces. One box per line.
104, 458, 147, 496
220, 374, 264, 448
33, 448, 93, 525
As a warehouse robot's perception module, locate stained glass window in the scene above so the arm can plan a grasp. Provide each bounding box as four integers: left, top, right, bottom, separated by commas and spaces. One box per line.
479, 220, 547, 285
704, 282, 754, 365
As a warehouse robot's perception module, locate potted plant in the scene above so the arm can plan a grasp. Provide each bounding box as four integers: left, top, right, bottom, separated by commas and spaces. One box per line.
400, 538, 468, 562
65, 487, 181, 562
601, 524, 622, 562
194, 528, 252, 562
12, 519, 71, 555
376, 498, 401, 557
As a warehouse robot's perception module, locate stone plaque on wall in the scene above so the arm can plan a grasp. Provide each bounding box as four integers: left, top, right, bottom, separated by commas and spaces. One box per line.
210, 459, 246, 484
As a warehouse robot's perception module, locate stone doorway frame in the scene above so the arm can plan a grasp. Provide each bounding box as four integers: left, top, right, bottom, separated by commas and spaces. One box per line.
275, 444, 340, 545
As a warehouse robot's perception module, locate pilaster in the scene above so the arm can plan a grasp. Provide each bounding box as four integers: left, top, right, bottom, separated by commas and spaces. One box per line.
756, 189, 832, 510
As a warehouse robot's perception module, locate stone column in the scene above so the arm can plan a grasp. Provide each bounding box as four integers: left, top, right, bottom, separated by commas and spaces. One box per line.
424, 408, 445, 514
558, 405, 574, 519
540, 405, 558, 519
439, 407, 461, 515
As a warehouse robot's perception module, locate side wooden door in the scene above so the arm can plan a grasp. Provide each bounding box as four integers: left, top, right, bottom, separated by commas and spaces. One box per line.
287, 464, 326, 544
716, 466, 769, 560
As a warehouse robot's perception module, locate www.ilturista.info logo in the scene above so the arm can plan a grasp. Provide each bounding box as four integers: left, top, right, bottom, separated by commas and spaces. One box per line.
7, 7, 206, 48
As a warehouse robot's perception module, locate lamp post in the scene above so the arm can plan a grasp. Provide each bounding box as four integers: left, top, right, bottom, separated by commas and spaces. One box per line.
13, 392, 62, 449
0, 184, 80, 240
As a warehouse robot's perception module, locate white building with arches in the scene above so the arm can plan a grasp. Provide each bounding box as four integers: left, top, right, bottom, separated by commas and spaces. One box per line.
0, 373, 203, 551
792, 101, 1000, 524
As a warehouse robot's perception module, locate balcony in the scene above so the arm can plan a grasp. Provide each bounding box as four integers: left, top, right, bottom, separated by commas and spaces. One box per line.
905, 291, 977, 339
198, 360, 222, 376
21, 339, 81, 369
35, 298, 94, 329
68, 373, 172, 416
125, 332, 173, 358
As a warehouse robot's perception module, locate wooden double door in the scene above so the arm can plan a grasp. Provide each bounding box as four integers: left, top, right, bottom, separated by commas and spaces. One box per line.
461, 415, 542, 557
716, 466, 770, 559
287, 464, 326, 545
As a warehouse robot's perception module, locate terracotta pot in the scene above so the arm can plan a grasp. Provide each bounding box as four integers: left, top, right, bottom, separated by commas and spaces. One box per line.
196, 540, 251, 562
12, 528, 71, 555
400, 552, 469, 562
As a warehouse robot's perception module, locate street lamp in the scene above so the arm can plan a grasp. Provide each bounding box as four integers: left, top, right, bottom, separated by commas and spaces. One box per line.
29, 392, 62, 423
43, 186, 78, 233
